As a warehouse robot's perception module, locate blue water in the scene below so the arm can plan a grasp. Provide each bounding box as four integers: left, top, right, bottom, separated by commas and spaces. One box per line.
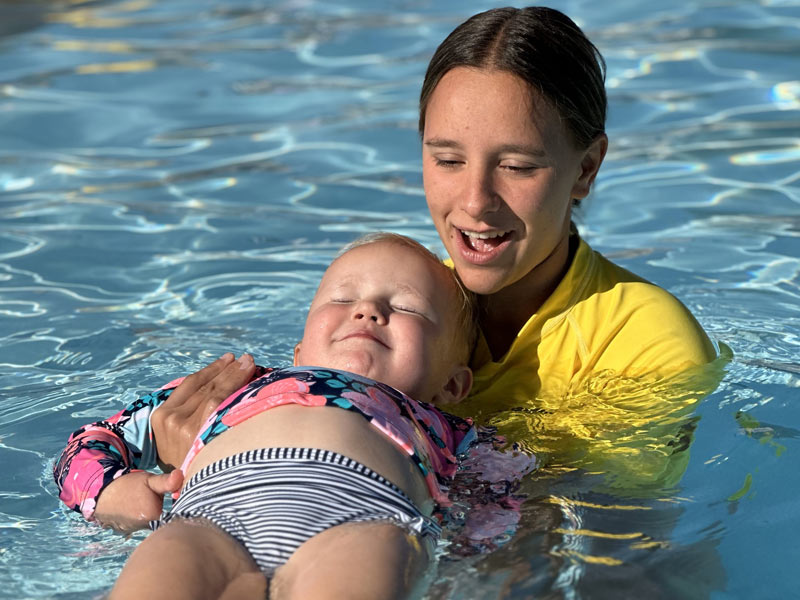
1, 0, 798, 598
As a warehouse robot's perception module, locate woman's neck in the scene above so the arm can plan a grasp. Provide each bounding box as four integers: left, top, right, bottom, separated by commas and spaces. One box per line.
479, 231, 577, 361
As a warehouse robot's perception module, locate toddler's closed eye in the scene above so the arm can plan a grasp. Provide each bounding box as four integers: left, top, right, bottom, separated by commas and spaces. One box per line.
392, 305, 418, 314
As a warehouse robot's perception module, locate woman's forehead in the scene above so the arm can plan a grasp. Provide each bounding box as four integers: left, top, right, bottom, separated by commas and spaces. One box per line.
425, 67, 568, 145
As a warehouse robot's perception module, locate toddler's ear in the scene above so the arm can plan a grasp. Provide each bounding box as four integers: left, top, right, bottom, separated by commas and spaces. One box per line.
433, 365, 473, 406
293, 343, 302, 366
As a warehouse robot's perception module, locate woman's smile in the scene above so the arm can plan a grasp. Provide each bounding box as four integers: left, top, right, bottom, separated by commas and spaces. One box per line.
454, 228, 514, 265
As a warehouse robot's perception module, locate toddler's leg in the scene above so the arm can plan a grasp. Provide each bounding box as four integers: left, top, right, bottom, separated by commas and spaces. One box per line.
271, 521, 431, 600
110, 519, 266, 600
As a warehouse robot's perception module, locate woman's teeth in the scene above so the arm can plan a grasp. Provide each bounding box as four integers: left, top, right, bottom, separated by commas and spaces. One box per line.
461, 229, 510, 251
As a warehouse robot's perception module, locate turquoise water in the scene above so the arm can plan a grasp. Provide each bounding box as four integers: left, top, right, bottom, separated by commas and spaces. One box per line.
1, 0, 798, 597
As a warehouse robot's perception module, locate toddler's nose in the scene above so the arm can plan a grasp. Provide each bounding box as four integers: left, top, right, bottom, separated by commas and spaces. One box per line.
352, 301, 386, 324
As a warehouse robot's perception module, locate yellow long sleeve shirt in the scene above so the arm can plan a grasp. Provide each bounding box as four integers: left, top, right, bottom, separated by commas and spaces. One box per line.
450, 235, 727, 492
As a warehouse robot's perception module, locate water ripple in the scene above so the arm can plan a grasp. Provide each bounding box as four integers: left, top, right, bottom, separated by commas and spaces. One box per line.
1, 1, 799, 598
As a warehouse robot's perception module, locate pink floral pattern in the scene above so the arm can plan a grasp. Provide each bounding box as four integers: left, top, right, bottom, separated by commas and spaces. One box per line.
54, 366, 476, 517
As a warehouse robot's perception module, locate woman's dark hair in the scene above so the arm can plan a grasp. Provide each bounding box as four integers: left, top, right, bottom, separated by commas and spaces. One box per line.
419, 6, 606, 149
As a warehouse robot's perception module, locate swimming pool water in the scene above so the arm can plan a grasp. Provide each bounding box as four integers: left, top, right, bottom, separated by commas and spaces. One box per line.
1, 1, 798, 598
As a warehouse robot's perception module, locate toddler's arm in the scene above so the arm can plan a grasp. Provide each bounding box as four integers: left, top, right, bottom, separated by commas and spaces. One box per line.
53, 384, 180, 528
93, 469, 184, 533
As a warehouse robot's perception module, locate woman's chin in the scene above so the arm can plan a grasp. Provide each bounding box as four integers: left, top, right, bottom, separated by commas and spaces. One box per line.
451, 264, 511, 296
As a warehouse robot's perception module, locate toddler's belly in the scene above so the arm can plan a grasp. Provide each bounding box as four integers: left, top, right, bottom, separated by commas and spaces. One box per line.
182, 404, 433, 513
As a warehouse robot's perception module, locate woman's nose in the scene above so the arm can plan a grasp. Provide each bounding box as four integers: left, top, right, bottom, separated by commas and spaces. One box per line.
460, 166, 501, 219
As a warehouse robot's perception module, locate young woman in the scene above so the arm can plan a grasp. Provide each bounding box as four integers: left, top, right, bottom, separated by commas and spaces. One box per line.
416, 6, 721, 488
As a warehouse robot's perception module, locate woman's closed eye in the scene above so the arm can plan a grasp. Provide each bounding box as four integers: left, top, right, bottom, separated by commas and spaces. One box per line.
499, 161, 538, 174
433, 157, 463, 169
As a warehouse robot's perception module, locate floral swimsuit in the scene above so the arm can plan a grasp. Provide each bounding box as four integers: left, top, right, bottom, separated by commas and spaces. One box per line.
53, 366, 475, 521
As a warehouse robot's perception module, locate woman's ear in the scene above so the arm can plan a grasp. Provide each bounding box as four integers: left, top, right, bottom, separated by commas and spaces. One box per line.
571, 133, 608, 200
432, 365, 473, 406
293, 343, 302, 366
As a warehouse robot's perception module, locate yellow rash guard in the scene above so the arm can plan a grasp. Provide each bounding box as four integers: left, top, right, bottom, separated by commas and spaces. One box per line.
449, 234, 728, 492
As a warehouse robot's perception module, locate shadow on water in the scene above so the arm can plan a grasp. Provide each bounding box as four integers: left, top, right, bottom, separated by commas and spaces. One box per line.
0, 0, 109, 39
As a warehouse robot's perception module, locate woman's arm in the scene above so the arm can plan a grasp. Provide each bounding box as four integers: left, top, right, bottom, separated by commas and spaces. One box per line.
149, 353, 257, 469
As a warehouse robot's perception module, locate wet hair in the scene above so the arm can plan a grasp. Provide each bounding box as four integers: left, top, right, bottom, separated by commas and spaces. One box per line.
418, 6, 607, 150
336, 232, 478, 364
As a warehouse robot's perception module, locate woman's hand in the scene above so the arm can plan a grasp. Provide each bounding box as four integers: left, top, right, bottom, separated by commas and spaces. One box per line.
150, 353, 256, 470
94, 470, 184, 533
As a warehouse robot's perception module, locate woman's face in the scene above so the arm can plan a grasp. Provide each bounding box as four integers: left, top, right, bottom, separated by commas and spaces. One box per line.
422, 67, 604, 296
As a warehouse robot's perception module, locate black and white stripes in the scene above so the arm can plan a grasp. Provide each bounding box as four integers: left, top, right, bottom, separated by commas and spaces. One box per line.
152, 447, 440, 574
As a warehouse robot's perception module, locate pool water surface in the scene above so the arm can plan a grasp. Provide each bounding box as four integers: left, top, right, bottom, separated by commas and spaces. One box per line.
0, 1, 798, 598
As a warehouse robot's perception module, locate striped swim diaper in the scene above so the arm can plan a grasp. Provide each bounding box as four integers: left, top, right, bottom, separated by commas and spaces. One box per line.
151, 447, 441, 574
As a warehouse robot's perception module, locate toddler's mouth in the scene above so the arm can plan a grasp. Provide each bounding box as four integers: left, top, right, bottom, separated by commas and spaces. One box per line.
340, 330, 389, 348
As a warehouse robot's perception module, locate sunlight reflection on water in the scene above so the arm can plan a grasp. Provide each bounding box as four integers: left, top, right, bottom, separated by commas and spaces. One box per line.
0, 0, 798, 598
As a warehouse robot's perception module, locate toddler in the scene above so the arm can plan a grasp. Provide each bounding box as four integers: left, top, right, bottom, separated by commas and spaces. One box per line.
54, 233, 480, 600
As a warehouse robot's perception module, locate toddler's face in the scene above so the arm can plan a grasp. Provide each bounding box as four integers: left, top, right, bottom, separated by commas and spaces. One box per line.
295, 241, 460, 402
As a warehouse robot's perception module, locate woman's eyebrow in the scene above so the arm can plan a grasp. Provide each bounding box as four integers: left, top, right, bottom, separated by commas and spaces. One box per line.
424, 137, 546, 157
496, 143, 547, 157
423, 137, 462, 149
